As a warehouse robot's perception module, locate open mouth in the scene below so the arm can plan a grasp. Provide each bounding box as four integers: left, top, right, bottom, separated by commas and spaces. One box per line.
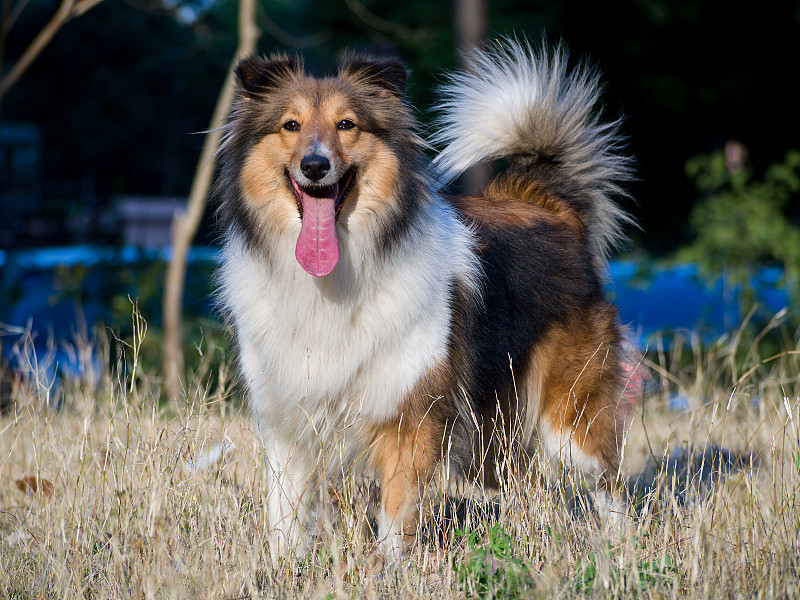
286, 168, 355, 219
285, 168, 355, 278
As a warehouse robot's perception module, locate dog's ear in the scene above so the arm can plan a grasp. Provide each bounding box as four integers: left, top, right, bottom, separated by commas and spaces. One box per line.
234, 54, 304, 95
338, 54, 407, 97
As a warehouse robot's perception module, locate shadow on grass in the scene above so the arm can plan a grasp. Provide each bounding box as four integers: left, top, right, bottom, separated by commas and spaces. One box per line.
423, 443, 756, 537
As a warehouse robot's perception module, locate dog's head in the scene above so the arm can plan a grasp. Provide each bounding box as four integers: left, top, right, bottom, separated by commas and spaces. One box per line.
220, 53, 422, 277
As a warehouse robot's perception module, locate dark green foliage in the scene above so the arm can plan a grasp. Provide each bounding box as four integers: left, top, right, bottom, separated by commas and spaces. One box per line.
679, 149, 800, 315
454, 523, 534, 599
572, 544, 678, 595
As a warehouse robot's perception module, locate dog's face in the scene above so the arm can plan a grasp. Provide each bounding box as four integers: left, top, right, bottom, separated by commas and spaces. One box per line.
225, 54, 419, 277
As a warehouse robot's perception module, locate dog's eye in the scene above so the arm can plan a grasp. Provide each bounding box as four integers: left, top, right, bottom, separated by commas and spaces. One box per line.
283, 120, 300, 131
337, 119, 355, 131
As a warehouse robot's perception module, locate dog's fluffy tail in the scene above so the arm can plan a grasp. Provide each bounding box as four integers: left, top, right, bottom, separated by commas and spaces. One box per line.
431, 38, 634, 265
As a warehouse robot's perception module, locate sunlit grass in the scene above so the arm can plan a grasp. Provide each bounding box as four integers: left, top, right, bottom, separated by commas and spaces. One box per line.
1, 312, 799, 599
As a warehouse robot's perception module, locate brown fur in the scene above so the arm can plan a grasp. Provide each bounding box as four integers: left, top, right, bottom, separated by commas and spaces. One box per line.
482, 176, 585, 234
366, 176, 627, 543
532, 308, 624, 490
368, 363, 459, 542
239, 80, 401, 239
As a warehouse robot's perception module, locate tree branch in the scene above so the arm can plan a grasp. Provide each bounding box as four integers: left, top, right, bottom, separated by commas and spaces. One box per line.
343, 0, 411, 37
73, 0, 104, 18
1, 0, 74, 97
2, 0, 31, 37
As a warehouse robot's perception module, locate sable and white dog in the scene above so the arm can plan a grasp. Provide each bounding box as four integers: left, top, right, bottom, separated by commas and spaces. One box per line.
216, 39, 635, 561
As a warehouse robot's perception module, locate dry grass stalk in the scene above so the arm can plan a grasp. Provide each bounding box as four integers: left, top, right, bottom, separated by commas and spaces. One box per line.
1, 319, 799, 598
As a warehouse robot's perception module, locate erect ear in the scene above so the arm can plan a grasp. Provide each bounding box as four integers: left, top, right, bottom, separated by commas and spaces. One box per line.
234, 54, 304, 95
338, 54, 408, 97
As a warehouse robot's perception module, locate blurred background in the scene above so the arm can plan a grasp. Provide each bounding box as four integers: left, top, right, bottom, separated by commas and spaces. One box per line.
1, 0, 799, 397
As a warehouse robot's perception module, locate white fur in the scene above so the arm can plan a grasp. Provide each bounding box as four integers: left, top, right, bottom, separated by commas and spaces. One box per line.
538, 426, 603, 475
261, 434, 315, 558
378, 507, 407, 563
219, 195, 477, 558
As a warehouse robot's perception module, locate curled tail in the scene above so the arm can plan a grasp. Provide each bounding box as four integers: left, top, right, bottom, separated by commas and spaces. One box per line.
431, 38, 634, 265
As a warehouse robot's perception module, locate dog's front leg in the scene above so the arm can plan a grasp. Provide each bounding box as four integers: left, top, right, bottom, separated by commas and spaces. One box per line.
371, 416, 440, 562
261, 435, 315, 562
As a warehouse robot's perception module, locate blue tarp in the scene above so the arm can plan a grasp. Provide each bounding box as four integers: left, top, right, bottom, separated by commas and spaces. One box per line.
0, 246, 791, 373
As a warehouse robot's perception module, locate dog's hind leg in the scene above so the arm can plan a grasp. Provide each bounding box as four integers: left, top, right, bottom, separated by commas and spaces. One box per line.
531, 310, 627, 526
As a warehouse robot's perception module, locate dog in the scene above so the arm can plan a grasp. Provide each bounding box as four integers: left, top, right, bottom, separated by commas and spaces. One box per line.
216, 39, 636, 562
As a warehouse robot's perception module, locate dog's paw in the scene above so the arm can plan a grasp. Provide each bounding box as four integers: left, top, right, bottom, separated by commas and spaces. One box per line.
338, 552, 386, 583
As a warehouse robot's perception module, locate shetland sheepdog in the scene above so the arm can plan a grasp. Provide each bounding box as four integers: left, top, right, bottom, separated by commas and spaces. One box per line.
216, 39, 637, 561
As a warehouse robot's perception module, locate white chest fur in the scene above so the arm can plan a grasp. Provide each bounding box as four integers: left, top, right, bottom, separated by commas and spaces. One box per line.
219, 199, 477, 455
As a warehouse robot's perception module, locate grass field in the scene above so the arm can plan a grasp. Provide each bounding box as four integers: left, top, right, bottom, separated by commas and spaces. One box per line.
2, 319, 800, 599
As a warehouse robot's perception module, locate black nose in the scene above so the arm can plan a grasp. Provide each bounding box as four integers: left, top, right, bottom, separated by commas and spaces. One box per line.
300, 155, 330, 182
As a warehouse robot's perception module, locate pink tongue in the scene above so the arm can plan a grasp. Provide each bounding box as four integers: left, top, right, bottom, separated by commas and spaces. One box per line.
295, 190, 340, 277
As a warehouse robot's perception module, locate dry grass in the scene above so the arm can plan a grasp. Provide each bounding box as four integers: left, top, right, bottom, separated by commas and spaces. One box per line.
2, 320, 800, 599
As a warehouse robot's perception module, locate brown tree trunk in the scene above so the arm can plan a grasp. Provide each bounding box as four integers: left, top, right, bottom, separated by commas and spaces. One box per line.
161, 0, 259, 401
